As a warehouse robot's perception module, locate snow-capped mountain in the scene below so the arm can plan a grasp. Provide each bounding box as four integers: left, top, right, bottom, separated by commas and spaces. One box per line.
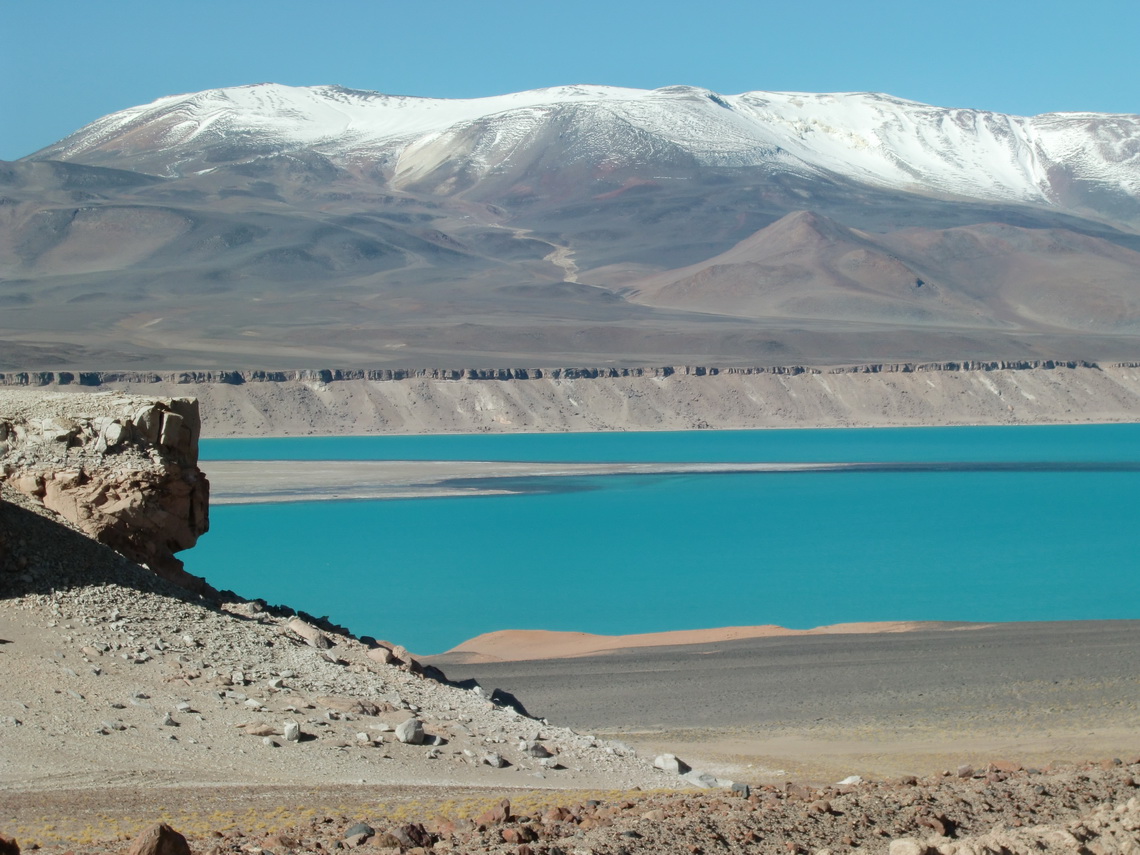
6, 83, 1140, 370
29, 83, 1140, 218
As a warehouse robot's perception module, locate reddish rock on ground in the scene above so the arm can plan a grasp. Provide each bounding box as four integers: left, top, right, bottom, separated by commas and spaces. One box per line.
126, 824, 190, 855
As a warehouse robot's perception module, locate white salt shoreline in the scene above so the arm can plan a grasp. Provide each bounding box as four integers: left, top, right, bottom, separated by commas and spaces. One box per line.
206, 457, 1140, 504
205, 459, 840, 504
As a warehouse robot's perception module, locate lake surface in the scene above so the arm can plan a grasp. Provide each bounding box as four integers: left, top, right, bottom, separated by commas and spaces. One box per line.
188, 425, 1140, 654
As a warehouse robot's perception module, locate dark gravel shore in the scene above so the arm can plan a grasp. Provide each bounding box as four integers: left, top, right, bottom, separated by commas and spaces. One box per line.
435, 622, 1140, 729
434, 621, 1140, 781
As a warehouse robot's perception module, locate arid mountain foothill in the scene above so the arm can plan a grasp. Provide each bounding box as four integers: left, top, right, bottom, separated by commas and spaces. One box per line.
2, 84, 1140, 371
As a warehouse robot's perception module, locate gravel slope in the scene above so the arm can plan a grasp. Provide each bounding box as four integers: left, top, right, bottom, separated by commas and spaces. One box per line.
0, 488, 665, 793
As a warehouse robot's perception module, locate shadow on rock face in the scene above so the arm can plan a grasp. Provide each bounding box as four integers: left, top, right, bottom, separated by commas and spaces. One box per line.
1, 395, 211, 593
443, 677, 534, 718
0, 494, 207, 606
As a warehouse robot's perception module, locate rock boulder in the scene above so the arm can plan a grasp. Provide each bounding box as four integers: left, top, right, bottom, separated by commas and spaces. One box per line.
126, 823, 191, 855
0, 392, 209, 591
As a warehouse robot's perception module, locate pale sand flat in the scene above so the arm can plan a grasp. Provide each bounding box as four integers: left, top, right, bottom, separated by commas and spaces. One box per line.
205, 459, 1139, 505
204, 459, 834, 504
433, 621, 967, 663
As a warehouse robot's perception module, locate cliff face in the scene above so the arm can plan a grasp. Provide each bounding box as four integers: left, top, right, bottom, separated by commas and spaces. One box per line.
0, 360, 1111, 387
0, 391, 209, 591
4, 361, 1135, 437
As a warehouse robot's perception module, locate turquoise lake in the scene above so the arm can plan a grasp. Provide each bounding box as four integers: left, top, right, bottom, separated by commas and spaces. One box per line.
188, 425, 1140, 654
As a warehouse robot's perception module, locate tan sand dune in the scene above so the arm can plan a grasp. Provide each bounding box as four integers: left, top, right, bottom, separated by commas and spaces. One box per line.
435, 620, 979, 663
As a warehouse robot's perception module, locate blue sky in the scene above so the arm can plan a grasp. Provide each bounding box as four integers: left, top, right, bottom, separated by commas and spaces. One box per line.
2, 0, 1137, 160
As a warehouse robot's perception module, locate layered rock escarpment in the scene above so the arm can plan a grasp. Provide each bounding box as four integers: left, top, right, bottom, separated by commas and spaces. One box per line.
0, 391, 209, 591
0, 360, 1111, 387
3, 361, 1140, 438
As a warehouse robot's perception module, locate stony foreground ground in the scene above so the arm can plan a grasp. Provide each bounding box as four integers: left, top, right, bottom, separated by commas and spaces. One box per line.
4, 761, 1140, 854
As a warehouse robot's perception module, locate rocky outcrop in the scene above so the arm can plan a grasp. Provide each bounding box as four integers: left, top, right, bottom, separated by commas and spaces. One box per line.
0, 391, 209, 591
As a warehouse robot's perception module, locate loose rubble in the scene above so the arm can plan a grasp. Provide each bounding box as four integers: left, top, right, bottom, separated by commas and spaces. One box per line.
0, 482, 667, 793
5, 764, 1140, 854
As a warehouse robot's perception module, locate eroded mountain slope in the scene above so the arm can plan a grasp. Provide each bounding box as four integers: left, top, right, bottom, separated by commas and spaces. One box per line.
4, 84, 1140, 368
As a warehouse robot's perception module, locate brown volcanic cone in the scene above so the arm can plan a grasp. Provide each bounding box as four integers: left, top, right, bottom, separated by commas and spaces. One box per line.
626, 210, 1140, 334
877, 221, 1140, 332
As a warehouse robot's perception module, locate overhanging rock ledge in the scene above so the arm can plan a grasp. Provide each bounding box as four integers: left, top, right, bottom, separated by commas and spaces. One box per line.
0, 390, 210, 592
